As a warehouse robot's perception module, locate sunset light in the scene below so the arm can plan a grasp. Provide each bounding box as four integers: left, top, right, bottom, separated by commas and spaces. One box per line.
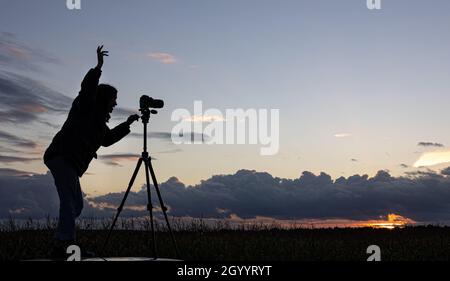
363, 214, 415, 229
414, 150, 450, 168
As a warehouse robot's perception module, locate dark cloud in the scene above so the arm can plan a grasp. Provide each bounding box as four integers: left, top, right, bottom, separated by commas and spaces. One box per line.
154, 148, 183, 154
405, 169, 436, 177
0, 171, 61, 218
130, 131, 210, 143
0, 145, 22, 154
400, 164, 409, 168
441, 167, 450, 176
87, 167, 450, 221
98, 153, 140, 166
0, 130, 38, 148
0, 32, 60, 71
88, 169, 450, 222
350, 158, 358, 162
0, 155, 40, 163
129, 132, 172, 140
0, 70, 72, 124
418, 142, 444, 148
0, 170, 97, 218
0, 168, 36, 177
98, 153, 139, 160
3, 167, 450, 223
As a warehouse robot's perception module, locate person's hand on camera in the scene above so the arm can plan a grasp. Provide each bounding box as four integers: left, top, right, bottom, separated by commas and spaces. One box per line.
96, 45, 109, 69
126, 114, 139, 125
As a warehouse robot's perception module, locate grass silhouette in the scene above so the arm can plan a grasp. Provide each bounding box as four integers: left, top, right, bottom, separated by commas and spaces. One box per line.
1, 217, 450, 261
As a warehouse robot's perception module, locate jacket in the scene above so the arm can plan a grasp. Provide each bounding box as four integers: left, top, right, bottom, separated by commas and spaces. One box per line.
44, 67, 130, 176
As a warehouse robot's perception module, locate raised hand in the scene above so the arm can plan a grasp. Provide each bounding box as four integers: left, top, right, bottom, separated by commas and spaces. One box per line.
96, 45, 109, 69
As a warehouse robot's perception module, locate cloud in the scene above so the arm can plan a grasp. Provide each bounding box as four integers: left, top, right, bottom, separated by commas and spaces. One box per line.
0, 168, 36, 177
0, 33, 71, 126
350, 158, 358, 162
130, 131, 210, 143
0, 32, 60, 71
0, 170, 100, 218
4, 167, 450, 223
334, 133, 352, 138
0, 130, 38, 148
441, 167, 450, 176
0, 70, 72, 124
0, 171, 63, 218
0, 155, 40, 163
86, 169, 450, 223
98, 153, 140, 166
0, 167, 450, 222
0, 145, 23, 154
400, 164, 409, 168
183, 115, 227, 122
418, 142, 444, 148
146, 132, 173, 139
147, 52, 177, 64
413, 150, 450, 167
154, 148, 183, 154
129, 132, 172, 142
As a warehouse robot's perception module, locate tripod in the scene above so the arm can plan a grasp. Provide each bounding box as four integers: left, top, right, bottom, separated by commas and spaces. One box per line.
101, 108, 180, 259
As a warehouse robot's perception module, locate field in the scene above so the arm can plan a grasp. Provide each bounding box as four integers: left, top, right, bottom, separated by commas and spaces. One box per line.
1, 218, 450, 261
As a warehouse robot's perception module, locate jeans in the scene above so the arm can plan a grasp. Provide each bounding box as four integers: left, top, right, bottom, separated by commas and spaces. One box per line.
46, 156, 83, 241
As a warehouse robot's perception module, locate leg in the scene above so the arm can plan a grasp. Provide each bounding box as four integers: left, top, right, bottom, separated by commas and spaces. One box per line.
74, 176, 84, 218
47, 156, 81, 242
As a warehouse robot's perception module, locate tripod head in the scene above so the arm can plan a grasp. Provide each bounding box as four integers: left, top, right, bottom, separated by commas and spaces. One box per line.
139, 107, 158, 124
137, 95, 164, 153
138, 95, 163, 124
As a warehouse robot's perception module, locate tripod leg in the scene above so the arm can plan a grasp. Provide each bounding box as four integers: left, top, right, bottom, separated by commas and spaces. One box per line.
147, 159, 181, 259
143, 158, 157, 259
101, 158, 143, 254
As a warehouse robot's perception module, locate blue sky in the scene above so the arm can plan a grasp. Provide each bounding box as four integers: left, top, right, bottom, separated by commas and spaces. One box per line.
1, 0, 450, 201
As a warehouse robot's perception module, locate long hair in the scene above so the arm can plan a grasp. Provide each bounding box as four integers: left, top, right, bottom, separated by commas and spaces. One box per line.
96, 84, 117, 122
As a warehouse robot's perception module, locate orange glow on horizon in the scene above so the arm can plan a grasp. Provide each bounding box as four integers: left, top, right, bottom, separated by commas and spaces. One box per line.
362, 213, 415, 229
172, 213, 417, 229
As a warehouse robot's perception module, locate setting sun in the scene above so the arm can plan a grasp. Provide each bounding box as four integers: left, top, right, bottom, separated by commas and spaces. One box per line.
363, 214, 415, 229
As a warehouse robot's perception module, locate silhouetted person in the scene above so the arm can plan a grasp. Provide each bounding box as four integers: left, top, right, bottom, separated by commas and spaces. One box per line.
43, 46, 139, 257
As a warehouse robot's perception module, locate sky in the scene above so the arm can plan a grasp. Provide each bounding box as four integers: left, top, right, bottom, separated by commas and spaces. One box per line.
1, 0, 450, 225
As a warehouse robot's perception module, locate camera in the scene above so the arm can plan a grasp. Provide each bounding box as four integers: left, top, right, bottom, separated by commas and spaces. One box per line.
139, 95, 164, 110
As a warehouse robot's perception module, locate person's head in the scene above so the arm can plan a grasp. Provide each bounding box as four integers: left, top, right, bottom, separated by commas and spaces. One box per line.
96, 84, 117, 121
